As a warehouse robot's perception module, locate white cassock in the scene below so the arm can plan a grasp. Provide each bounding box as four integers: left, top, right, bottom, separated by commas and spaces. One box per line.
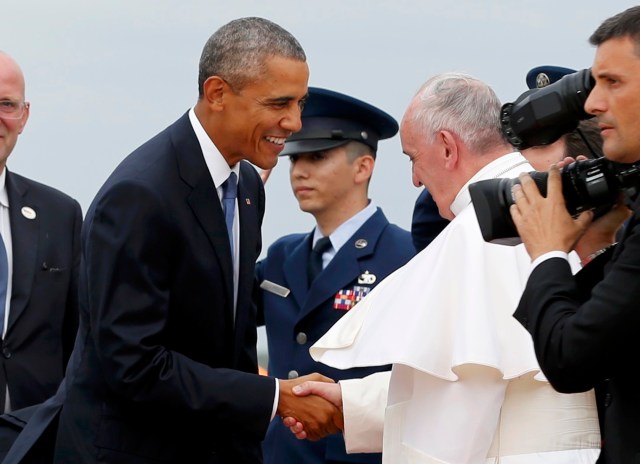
311, 153, 601, 464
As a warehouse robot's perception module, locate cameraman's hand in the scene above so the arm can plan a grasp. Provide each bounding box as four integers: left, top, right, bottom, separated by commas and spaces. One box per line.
510, 164, 594, 261
574, 196, 631, 262
556, 155, 582, 170
557, 156, 630, 260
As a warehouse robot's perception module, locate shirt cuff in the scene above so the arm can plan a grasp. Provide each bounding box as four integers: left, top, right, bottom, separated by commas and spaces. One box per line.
531, 250, 569, 271
271, 378, 279, 420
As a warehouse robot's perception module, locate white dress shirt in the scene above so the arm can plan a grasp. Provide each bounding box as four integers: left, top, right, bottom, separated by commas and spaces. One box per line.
0, 167, 14, 412
0, 168, 13, 340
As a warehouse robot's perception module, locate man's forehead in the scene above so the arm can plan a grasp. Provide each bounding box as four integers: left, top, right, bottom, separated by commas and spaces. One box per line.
0, 61, 26, 96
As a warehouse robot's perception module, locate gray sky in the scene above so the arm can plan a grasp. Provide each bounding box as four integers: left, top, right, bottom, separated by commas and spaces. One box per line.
2, 0, 636, 254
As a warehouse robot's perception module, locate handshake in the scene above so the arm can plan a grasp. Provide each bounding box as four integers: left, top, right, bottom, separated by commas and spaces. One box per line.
276, 373, 344, 441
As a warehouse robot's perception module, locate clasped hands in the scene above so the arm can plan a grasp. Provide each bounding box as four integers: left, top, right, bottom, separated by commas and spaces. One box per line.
277, 374, 344, 441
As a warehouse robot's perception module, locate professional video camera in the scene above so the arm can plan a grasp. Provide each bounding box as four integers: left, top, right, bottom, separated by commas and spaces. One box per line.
469, 68, 640, 243
501, 68, 594, 150
470, 158, 640, 243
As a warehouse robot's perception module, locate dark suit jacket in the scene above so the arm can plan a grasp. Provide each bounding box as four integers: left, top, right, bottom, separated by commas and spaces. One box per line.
0, 319, 84, 464
256, 209, 415, 464
1, 171, 81, 410
514, 208, 640, 463
410, 188, 449, 252
0, 403, 37, 462
53, 112, 276, 464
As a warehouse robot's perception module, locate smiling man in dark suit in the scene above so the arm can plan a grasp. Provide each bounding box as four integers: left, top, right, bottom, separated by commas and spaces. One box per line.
38, 17, 341, 464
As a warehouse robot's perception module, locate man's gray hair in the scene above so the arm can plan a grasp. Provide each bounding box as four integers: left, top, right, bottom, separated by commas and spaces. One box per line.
410, 72, 507, 155
198, 17, 306, 98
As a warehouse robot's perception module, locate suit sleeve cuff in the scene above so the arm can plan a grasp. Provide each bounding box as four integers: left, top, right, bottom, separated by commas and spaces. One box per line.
531, 251, 569, 271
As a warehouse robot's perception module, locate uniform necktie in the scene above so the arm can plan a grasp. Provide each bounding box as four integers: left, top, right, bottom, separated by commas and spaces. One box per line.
0, 234, 8, 338
222, 172, 238, 256
308, 236, 332, 284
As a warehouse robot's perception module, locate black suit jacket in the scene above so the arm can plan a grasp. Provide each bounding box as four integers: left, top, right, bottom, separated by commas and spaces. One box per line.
514, 208, 640, 463
54, 112, 276, 464
1, 171, 81, 411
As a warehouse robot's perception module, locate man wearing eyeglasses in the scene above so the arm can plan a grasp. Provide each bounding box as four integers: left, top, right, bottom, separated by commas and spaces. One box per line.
0, 51, 81, 418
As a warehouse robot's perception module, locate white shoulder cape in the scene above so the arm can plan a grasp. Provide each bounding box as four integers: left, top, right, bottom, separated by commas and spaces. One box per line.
310, 155, 541, 380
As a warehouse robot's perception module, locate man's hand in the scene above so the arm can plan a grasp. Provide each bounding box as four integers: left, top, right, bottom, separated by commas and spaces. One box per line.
277, 374, 343, 441
510, 164, 594, 261
550, 156, 630, 261
574, 197, 631, 262
281, 381, 343, 440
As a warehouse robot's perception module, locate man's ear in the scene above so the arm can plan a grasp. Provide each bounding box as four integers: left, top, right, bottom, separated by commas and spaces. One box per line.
440, 130, 459, 170
17, 103, 30, 135
354, 154, 375, 185
202, 76, 226, 110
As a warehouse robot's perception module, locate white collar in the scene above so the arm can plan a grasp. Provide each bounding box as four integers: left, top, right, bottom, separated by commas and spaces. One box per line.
450, 152, 531, 217
188, 108, 240, 188
0, 168, 8, 208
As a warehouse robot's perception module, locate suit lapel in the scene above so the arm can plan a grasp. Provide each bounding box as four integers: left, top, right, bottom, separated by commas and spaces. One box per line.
283, 234, 314, 309
233, 162, 262, 354
5, 171, 38, 332
186, 180, 233, 290
173, 115, 234, 326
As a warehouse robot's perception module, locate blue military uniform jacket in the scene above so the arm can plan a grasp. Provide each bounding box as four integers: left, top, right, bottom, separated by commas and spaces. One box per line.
257, 208, 415, 464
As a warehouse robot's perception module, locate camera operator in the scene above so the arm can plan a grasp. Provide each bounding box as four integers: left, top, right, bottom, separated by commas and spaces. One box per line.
509, 6, 640, 463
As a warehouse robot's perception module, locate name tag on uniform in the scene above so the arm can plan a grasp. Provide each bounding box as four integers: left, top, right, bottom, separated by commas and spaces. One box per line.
260, 280, 290, 298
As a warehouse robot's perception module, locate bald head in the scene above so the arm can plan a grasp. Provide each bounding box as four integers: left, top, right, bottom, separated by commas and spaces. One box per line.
0, 51, 26, 97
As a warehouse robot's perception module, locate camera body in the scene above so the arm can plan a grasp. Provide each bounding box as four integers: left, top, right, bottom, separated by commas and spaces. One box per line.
469, 158, 640, 243
501, 68, 594, 150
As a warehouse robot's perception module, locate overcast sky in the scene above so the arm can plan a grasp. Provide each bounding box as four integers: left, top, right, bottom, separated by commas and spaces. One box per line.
3, 0, 636, 255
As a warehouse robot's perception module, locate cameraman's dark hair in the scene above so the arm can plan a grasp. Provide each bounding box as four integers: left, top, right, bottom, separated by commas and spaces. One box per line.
589, 6, 640, 55
565, 119, 603, 159
198, 17, 306, 98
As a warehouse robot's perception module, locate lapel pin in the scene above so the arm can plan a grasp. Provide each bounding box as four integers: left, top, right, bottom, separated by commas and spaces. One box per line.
21, 206, 36, 220
245, 198, 251, 205
354, 239, 368, 249
358, 271, 376, 285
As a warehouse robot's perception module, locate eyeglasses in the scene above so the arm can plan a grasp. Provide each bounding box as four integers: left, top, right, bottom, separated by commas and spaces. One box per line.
0, 99, 29, 119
